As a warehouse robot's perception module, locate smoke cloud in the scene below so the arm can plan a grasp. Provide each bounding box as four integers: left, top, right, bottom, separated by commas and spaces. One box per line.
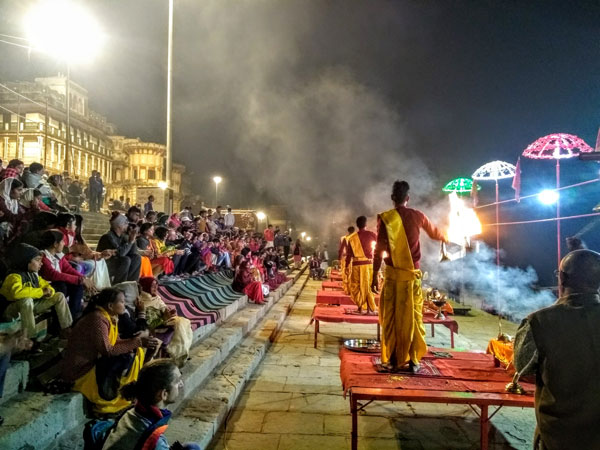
421, 239, 555, 321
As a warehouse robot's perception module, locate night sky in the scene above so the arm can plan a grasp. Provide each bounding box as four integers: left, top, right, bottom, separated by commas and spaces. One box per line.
1, 0, 599, 284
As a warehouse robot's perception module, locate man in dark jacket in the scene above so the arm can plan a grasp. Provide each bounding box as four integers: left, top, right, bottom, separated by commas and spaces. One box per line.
514, 249, 600, 450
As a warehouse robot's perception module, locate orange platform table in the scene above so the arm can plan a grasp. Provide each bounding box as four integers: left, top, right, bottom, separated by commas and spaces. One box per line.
316, 290, 380, 306
340, 348, 534, 450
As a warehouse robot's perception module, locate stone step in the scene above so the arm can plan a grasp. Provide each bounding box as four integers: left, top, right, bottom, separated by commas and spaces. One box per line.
6, 267, 306, 450
0, 360, 29, 406
163, 273, 309, 449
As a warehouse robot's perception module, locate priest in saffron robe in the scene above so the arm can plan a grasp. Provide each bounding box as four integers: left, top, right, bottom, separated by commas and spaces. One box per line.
345, 217, 377, 314
338, 226, 355, 295
372, 181, 445, 371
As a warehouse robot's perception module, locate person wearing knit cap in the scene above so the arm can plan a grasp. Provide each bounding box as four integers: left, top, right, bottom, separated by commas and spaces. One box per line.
96, 212, 141, 284
0, 243, 72, 340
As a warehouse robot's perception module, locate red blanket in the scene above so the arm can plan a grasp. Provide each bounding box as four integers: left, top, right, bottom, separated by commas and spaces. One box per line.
339, 348, 534, 396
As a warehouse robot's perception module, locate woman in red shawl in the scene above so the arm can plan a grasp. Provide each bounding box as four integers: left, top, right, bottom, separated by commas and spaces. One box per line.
232, 260, 264, 304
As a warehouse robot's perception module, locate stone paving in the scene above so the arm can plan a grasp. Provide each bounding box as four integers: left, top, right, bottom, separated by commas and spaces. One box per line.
208, 279, 536, 450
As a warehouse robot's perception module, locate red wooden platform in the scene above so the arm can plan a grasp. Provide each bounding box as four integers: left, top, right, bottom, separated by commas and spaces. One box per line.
311, 305, 380, 348
340, 348, 534, 450
321, 281, 343, 290
311, 304, 458, 348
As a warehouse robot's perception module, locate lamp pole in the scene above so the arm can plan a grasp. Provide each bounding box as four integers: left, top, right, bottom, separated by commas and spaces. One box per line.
64, 63, 71, 174
165, 0, 174, 189
213, 176, 222, 206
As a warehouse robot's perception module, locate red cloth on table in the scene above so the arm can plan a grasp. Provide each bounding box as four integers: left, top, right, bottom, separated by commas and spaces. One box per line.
316, 290, 380, 306
322, 281, 342, 290
339, 348, 534, 396
312, 305, 379, 324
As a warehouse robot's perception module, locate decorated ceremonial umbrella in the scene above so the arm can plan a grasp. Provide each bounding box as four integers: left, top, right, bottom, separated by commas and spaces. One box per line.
472, 160, 516, 266
522, 133, 594, 270
442, 177, 481, 195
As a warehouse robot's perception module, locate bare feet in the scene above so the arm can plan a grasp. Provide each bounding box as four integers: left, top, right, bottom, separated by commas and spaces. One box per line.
365, 310, 378, 316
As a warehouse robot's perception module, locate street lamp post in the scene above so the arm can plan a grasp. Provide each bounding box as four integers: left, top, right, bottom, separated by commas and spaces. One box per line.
213, 176, 222, 206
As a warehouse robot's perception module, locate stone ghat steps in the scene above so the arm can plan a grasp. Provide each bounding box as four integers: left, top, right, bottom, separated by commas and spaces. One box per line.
11, 267, 306, 450
163, 273, 309, 449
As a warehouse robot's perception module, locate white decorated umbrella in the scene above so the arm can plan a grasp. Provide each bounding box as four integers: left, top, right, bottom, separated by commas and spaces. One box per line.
522, 133, 593, 270
472, 161, 516, 266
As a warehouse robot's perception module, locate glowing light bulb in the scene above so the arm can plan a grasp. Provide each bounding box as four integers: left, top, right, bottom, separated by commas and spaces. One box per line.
538, 190, 559, 205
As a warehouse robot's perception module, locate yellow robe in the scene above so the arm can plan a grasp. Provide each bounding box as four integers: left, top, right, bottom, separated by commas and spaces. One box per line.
340, 235, 351, 295
73, 307, 145, 415
379, 209, 426, 367
347, 232, 377, 312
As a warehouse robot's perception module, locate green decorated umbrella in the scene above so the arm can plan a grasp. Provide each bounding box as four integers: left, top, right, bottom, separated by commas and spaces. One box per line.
442, 177, 480, 195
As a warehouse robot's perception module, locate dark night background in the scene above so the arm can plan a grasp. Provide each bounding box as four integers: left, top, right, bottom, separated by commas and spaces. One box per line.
0, 0, 599, 285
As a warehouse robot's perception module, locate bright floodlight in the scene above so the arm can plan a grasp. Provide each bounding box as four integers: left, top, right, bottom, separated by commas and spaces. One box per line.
301, 232, 306, 238
306, 236, 312, 241
538, 190, 559, 205
157, 181, 168, 190
213, 176, 222, 184
24, 0, 105, 64
256, 211, 266, 221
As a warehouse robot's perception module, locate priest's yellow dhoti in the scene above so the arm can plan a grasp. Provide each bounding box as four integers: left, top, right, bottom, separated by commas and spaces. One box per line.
347, 233, 377, 312
379, 209, 427, 367
340, 257, 351, 295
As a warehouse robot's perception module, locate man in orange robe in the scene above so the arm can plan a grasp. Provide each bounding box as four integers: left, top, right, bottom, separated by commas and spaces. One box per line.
372, 181, 445, 371
346, 217, 377, 314
338, 226, 355, 295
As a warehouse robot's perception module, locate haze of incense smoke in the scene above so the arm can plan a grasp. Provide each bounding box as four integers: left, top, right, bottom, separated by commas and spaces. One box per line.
420, 239, 555, 321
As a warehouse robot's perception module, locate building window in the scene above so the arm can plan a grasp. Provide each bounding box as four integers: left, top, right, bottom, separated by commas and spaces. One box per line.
133, 169, 138, 180
148, 169, 156, 180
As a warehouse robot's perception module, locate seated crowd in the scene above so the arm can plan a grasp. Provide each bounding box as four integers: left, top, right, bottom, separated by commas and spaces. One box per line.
0, 160, 294, 444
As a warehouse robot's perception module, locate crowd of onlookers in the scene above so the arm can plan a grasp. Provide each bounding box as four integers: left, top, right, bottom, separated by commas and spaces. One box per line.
0, 159, 302, 447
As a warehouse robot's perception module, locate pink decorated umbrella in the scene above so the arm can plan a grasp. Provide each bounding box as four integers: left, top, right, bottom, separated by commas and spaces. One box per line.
522, 133, 594, 270
472, 160, 516, 266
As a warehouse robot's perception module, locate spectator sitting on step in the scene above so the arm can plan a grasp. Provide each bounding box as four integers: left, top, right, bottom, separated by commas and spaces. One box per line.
0, 159, 24, 181
138, 277, 192, 364
0, 243, 72, 343
22, 162, 52, 198
60, 288, 158, 416
144, 210, 157, 224
64, 214, 113, 289
47, 175, 69, 212
102, 359, 200, 450
109, 198, 124, 211
232, 259, 264, 304
149, 226, 181, 278
309, 253, 324, 280
39, 230, 96, 321
0, 177, 38, 246
136, 223, 156, 278
96, 213, 142, 284
20, 188, 52, 213
55, 212, 77, 247
126, 205, 142, 224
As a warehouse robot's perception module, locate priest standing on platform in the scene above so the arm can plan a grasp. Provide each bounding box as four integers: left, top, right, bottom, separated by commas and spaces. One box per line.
338, 226, 355, 295
345, 217, 377, 315
372, 181, 445, 372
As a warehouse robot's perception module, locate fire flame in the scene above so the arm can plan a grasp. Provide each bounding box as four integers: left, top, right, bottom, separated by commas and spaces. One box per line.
447, 192, 482, 245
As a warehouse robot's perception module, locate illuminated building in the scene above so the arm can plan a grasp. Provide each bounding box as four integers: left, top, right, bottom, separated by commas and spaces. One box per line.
0, 76, 185, 211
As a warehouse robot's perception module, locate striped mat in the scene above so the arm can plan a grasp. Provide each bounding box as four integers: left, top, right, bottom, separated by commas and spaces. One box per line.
160, 273, 243, 313
157, 286, 219, 330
